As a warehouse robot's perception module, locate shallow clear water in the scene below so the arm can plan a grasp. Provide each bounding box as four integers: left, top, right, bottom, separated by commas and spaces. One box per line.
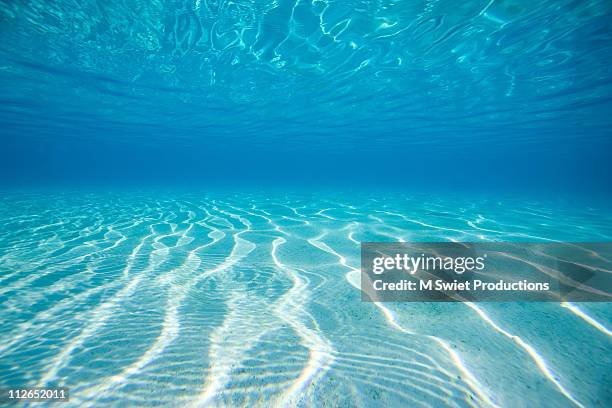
0, 192, 611, 406
1, 0, 612, 407
1, 0, 612, 188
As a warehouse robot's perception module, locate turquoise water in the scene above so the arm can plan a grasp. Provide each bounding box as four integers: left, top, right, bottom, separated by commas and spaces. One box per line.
1, 0, 611, 188
0, 192, 611, 406
1, 0, 612, 407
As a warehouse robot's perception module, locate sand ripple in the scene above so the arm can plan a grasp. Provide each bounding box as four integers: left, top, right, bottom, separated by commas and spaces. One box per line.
0, 192, 610, 407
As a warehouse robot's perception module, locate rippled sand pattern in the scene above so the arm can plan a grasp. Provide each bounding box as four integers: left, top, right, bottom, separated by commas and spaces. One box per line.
0, 192, 611, 407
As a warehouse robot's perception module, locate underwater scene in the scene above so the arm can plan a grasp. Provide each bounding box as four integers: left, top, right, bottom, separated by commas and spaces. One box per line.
0, 0, 611, 407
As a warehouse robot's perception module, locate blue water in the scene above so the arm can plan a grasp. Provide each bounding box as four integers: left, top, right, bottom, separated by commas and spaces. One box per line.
1, 0, 612, 407
0, 0, 611, 190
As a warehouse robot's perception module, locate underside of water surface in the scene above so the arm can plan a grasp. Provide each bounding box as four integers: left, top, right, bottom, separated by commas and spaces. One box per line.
1, 0, 611, 407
